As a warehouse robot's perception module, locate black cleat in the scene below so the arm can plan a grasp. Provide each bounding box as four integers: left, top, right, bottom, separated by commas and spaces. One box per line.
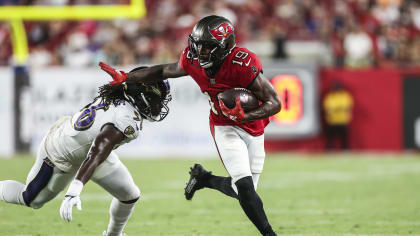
184, 164, 211, 200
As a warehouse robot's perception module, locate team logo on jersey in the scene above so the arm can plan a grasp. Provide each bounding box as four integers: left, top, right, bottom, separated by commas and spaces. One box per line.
251, 65, 258, 74
209, 23, 233, 41
124, 125, 135, 135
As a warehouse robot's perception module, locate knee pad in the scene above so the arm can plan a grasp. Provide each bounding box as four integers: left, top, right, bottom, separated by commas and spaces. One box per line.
250, 154, 265, 174
119, 185, 141, 203
121, 197, 139, 204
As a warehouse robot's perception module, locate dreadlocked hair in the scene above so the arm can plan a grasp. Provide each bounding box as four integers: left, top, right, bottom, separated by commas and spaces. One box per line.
95, 83, 126, 106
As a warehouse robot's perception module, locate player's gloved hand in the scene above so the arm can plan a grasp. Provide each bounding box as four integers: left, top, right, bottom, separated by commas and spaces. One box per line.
219, 97, 245, 123
60, 179, 83, 222
99, 62, 127, 85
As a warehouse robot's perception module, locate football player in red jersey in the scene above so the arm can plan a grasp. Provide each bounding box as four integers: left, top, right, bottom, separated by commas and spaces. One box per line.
100, 15, 281, 236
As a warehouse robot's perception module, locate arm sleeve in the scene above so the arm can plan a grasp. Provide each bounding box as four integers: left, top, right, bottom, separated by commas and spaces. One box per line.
237, 50, 263, 88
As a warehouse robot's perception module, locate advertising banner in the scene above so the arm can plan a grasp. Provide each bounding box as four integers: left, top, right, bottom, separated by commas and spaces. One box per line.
264, 62, 320, 139
29, 68, 217, 158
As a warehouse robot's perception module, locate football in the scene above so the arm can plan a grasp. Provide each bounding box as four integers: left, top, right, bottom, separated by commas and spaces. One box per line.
217, 88, 259, 112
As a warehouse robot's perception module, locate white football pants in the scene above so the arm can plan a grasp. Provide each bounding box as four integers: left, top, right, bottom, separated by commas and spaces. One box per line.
210, 125, 266, 192
1, 140, 140, 209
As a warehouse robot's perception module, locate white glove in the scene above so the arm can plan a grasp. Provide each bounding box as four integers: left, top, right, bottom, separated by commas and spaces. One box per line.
60, 179, 84, 222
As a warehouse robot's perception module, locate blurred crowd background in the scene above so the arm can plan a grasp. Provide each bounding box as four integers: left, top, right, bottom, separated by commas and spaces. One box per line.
1, 0, 420, 69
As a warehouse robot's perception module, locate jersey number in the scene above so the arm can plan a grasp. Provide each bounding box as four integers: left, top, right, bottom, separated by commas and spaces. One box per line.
232, 51, 250, 66
74, 103, 108, 131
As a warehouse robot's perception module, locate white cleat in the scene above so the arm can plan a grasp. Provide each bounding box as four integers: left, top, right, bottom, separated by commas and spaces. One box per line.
102, 231, 127, 236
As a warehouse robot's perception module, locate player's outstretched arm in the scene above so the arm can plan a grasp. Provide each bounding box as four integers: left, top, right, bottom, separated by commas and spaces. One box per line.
127, 62, 188, 84
243, 73, 282, 123
75, 124, 125, 184
60, 124, 124, 222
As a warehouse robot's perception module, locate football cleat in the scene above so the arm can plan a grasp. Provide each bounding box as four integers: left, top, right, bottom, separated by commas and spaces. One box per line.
184, 163, 212, 200
102, 231, 127, 236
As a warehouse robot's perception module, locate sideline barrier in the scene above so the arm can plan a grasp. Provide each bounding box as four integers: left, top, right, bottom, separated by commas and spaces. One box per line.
2, 66, 420, 156
266, 68, 420, 152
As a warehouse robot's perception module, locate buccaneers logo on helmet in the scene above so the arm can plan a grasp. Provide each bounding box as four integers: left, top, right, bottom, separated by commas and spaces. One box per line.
209, 23, 234, 41
188, 15, 236, 68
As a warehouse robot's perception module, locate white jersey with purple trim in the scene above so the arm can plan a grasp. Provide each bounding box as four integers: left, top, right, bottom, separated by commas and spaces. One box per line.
43, 99, 142, 172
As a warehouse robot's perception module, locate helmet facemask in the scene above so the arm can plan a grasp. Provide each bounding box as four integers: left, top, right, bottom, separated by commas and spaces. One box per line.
188, 35, 224, 68
123, 81, 171, 122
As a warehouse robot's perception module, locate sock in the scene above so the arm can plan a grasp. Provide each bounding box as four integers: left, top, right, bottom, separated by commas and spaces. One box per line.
0, 180, 26, 206
206, 175, 238, 199
252, 173, 260, 190
235, 176, 275, 235
106, 198, 137, 236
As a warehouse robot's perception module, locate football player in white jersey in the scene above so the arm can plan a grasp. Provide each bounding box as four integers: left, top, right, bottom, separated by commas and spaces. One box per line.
0, 66, 172, 236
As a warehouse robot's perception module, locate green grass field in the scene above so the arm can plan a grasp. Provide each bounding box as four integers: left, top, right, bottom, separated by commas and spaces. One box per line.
0, 153, 420, 236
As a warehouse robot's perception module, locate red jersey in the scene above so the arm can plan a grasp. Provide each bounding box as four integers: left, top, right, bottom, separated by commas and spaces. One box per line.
179, 46, 269, 136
